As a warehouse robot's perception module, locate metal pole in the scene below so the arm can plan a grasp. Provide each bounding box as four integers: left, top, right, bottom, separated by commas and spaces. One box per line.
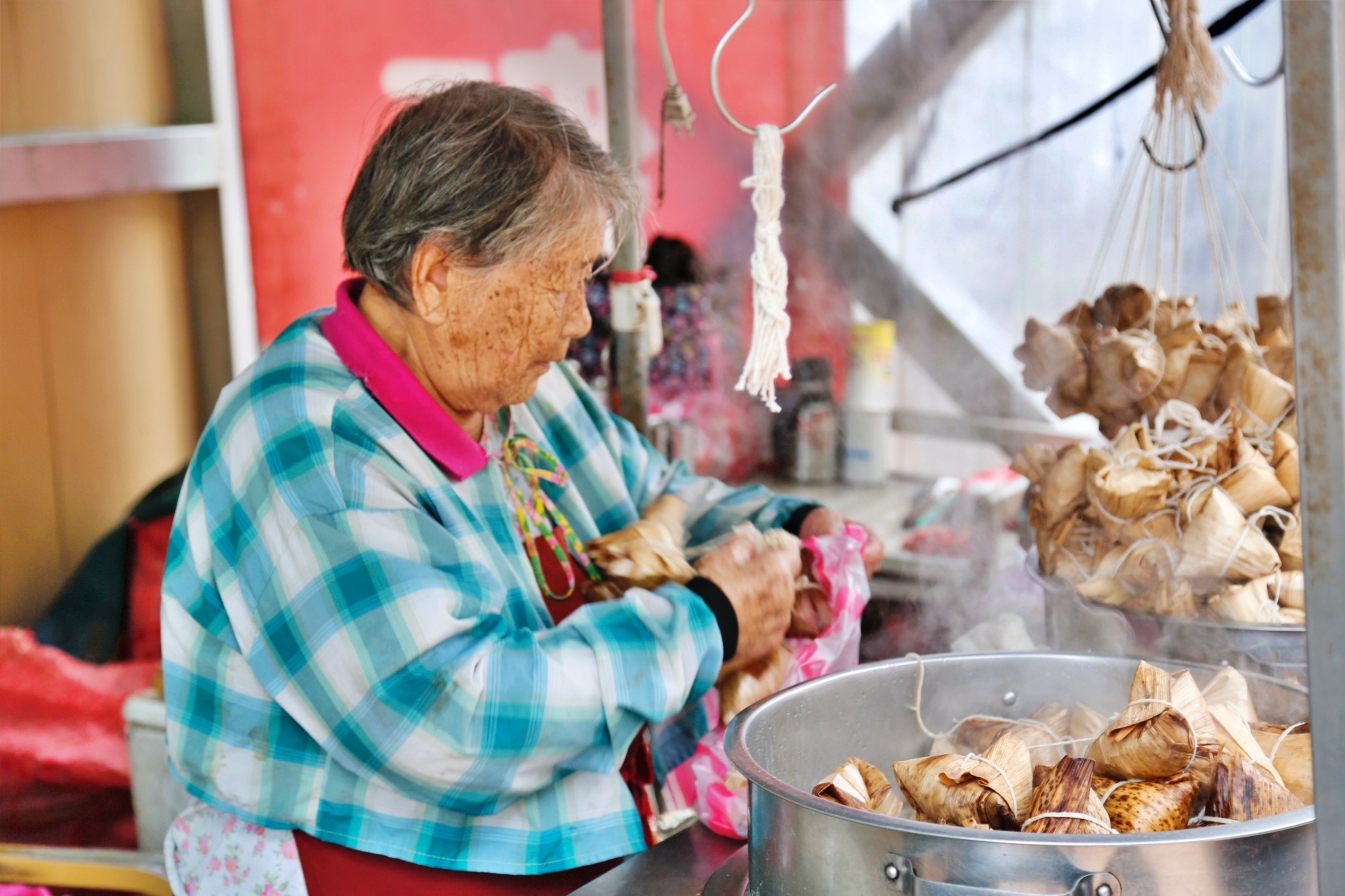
202, 0, 260, 374
601, 0, 648, 433
1283, 2, 1345, 889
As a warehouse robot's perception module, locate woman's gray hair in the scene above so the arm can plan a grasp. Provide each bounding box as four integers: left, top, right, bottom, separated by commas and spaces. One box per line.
342, 81, 642, 304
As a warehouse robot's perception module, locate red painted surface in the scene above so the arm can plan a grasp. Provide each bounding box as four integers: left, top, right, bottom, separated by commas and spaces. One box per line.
229, 0, 847, 393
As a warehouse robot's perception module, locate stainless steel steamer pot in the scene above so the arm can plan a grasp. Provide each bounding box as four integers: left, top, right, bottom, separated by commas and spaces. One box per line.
1027, 550, 1307, 685
724, 653, 1314, 896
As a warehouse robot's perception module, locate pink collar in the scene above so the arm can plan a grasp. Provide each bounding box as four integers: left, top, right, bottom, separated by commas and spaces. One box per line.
321, 278, 489, 480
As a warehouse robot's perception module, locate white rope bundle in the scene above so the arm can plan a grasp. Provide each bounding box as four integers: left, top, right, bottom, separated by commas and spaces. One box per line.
735, 124, 791, 412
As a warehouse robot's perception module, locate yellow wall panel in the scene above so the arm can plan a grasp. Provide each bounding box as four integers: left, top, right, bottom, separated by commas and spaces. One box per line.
0, 0, 172, 133
0, 207, 65, 625
35, 195, 198, 572
0, 0, 197, 625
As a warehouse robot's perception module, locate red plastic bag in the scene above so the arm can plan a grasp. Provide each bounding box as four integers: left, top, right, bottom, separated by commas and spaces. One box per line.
126, 515, 173, 661
0, 628, 157, 789
663, 525, 871, 838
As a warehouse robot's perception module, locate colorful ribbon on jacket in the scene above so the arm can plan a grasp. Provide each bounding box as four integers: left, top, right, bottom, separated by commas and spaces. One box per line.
498, 422, 600, 600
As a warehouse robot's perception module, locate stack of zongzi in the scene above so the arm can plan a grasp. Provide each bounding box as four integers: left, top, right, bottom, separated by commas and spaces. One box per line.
1014, 338, 1304, 625
809, 662, 1310, 835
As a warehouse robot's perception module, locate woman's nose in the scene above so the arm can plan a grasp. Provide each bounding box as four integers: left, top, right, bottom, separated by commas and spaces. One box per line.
561, 291, 592, 339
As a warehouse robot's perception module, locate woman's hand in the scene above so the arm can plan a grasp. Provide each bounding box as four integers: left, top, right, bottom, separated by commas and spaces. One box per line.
798, 507, 885, 578
695, 533, 801, 677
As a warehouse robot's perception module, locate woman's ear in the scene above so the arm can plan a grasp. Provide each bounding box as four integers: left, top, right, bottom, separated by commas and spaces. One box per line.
408, 240, 457, 325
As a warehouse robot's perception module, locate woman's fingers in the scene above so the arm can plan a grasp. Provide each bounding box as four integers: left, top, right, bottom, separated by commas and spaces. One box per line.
798, 507, 886, 579
859, 523, 885, 577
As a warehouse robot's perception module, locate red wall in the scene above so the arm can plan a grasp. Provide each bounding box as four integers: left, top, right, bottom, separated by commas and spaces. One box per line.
230, 0, 846, 380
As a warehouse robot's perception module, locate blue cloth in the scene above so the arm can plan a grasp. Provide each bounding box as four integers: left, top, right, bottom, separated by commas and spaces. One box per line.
161, 310, 808, 874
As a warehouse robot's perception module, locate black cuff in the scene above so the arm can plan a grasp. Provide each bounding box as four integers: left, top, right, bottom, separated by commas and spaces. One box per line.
685, 576, 738, 662
781, 503, 823, 536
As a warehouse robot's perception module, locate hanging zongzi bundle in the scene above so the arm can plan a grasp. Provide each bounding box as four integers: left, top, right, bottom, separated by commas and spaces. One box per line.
1175, 487, 1280, 581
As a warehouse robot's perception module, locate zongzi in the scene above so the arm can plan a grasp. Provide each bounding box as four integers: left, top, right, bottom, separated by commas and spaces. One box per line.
1250, 723, 1314, 805
1205, 749, 1304, 822
1087, 662, 1220, 784
813, 757, 902, 816
1022, 756, 1111, 834
1101, 775, 1201, 833
893, 734, 1032, 830
1175, 487, 1280, 581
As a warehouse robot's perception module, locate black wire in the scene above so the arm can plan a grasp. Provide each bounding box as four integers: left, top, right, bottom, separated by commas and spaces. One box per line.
890, 0, 1271, 214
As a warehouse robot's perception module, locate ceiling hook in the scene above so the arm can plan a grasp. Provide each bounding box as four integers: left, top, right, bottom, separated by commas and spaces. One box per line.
1220, 44, 1284, 87
709, 0, 837, 137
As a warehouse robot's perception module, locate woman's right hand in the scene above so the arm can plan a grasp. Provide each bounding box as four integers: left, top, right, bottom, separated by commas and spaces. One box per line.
694, 534, 801, 677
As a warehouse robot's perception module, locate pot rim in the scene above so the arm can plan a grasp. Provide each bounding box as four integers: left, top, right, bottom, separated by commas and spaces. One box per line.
724, 652, 1314, 846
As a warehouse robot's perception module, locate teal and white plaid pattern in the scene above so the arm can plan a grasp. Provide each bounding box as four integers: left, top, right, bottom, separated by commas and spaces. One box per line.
161, 311, 807, 874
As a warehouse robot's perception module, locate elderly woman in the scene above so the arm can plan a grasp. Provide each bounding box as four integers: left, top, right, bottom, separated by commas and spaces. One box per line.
161, 82, 881, 896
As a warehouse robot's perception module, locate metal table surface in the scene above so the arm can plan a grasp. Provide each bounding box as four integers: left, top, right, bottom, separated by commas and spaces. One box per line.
569, 823, 743, 896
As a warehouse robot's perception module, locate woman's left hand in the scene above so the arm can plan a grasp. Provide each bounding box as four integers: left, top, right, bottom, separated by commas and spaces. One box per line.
798, 507, 884, 578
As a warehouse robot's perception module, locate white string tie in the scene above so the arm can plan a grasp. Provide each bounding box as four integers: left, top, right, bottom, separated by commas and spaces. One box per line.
1218, 506, 1295, 579
1098, 778, 1140, 805
735, 124, 791, 412
905, 653, 1073, 754
1021, 812, 1115, 834
950, 753, 1019, 821
1268, 721, 1307, 763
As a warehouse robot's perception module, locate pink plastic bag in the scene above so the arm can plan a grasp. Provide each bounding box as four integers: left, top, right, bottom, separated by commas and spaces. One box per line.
664, 525, 871, 838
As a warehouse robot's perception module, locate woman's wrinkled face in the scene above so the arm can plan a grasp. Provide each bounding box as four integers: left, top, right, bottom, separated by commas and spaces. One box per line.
407, 216, 602, 415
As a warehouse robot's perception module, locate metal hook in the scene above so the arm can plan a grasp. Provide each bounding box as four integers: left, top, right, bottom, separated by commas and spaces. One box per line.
709, 0, 837, 136
1220, 44, 1284, 87
1141, 112, 1207, 172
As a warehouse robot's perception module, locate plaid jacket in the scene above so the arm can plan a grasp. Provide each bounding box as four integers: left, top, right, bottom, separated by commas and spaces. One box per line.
161, 310, 807, 874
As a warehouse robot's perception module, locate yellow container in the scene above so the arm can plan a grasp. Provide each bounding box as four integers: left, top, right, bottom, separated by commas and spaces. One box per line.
847, 320, 897, 411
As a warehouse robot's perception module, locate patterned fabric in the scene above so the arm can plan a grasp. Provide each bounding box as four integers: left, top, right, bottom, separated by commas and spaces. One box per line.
161, 309, 808, 875
496, 423, 600, 599
164, 801, 307, 896
566, 279, 713, 403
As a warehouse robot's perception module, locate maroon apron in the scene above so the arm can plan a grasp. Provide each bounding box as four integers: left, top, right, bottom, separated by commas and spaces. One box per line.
296, 533, 655, 894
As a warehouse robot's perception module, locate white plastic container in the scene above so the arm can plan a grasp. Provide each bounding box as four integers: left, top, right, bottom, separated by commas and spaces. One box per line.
842, 409, 889, 485
124, 690, 192, 852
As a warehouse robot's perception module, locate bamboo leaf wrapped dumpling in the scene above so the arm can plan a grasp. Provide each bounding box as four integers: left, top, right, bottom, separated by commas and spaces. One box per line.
1088, 462, 1171, 523
1221, 431, 1292, 513
813, 757, 902, 817
1206, 749, 1304, 822
1015, 318, 1088, 405
938, 704, 1070, 766
894, 734, 1033, 830
1096, 775, 1201, 833
1251, 723, 1314, 804
587, 494, 696, 594
1201, 666, 1258, 724
1022, 756, 1111, 834
1089, 329, 1165, 413
1087, 661, 1220, 784
1035, 445, 1089, 530
1175, 488, 1280, 581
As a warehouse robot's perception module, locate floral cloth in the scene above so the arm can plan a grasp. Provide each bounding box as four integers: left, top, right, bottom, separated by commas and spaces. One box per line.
566, 278, 713, 402
164, 801, 307, 896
